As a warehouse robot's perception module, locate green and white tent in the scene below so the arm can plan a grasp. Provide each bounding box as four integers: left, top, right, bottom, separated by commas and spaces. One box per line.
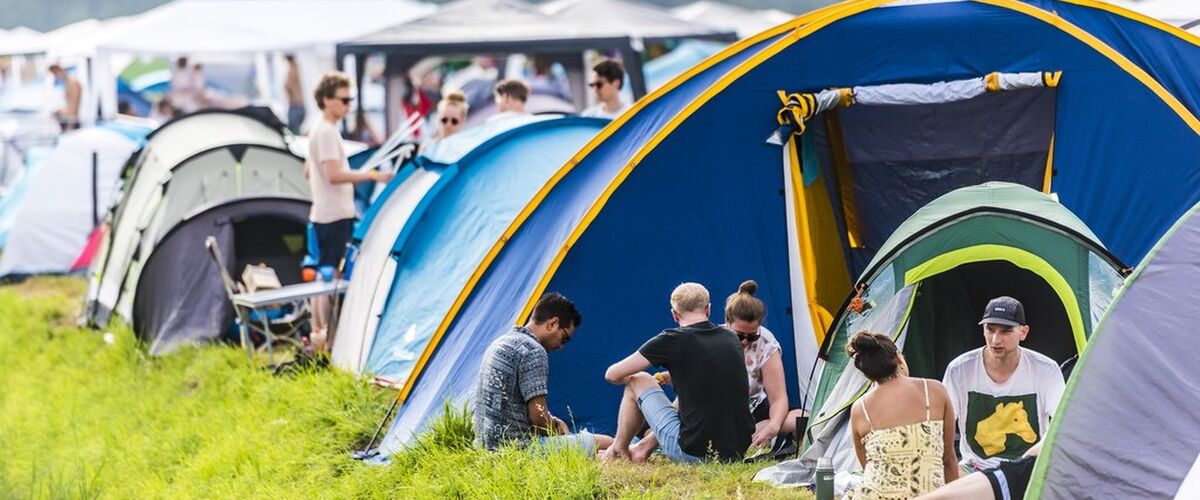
759, 182, 1128, 481
1029, 200, 1200, 499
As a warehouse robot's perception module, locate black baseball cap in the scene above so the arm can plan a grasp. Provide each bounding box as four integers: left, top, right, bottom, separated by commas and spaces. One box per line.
979, 296, 1025, 326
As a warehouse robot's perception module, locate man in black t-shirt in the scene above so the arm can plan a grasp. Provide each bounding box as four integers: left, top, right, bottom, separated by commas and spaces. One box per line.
600, 282, 753, 462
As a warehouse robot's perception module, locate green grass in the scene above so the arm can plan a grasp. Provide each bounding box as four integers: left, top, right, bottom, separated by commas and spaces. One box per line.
0, 277, 810, 499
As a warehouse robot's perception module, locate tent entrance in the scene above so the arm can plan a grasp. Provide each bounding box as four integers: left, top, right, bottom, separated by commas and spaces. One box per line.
902, 260, 1075, 381
230, 215, 307, 285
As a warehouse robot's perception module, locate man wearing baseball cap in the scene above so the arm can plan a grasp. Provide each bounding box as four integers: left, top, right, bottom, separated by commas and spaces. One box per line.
941, 296, 1065, 472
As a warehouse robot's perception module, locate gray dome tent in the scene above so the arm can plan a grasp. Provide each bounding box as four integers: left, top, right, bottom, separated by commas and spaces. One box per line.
133, 196, 310, 355
1028, 200, 1200, 499
83, 109, 309, 353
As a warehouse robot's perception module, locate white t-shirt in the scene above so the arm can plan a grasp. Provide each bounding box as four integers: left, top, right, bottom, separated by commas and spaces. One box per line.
306, 118, 356, 223
581, 100, 631, 120
942, 347, 1065, 469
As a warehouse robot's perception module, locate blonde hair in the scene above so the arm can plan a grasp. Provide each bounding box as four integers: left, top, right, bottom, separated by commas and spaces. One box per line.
670, 282, 709, 315
437, 90, 469, 117
725, 280, 765, 323
313, 71, 351, 110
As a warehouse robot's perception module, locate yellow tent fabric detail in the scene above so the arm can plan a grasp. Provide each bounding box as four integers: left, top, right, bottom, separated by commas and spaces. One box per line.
985, 72, 1001, 92
823, 112, 863, 248
1043, 70, 1062, 88
787, 136, 829, 343
1043, 134, 1055, 193
838, 88, 855, 107
902, 244, 1086, 352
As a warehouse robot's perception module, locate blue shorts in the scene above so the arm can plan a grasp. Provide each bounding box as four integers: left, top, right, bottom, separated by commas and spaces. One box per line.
637, 387, 702, 463
535, 430, 596, 456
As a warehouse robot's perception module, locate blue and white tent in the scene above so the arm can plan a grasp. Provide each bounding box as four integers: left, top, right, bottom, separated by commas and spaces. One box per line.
331, 116, 606, 379
0, 124, 148, 278
371, 0, 1200, 454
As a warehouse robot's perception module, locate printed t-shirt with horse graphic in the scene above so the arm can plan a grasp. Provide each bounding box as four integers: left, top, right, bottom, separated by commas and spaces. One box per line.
942, 347, 1065, 469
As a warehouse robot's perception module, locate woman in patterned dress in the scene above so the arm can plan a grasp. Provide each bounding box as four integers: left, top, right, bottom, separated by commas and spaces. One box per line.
845, 332, 960, 499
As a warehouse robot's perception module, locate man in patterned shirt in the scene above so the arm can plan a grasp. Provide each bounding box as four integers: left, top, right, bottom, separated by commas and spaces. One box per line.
472, 292, 613, 454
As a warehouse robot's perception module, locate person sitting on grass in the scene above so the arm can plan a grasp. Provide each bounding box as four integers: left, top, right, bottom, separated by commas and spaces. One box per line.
625, 280, 806, 459
600, 282, 753, 463
473, 292, 613, 455
915, 442, 1042, 500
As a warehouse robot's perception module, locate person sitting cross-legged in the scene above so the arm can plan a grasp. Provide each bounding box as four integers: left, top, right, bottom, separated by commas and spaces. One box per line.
600, 282, 754, 463
472, 292, 613, 455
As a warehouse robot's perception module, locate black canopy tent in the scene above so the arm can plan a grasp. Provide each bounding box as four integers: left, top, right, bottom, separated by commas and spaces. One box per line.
335, 0, 737, 132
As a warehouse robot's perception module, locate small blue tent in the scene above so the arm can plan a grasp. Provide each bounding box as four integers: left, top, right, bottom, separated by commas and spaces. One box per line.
375, 0, 1200, 453
331, 116, 606, 380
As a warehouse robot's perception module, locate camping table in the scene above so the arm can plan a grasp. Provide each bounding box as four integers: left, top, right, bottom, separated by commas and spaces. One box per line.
230, 280, 350, 361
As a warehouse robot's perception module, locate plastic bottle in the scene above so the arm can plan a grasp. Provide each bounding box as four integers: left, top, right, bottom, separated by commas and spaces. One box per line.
815, 456, 834, 500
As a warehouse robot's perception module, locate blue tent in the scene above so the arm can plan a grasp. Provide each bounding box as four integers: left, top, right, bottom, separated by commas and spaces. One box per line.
375, 0, 1200, 453
331, 116, 606, 380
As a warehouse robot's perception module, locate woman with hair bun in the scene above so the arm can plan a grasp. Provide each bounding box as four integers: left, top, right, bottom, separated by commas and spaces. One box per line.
845, 331, 959, 499
722, 279, 807, 449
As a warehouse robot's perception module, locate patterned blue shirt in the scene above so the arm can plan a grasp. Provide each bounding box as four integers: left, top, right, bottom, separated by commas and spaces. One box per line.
472, 326, 549, 449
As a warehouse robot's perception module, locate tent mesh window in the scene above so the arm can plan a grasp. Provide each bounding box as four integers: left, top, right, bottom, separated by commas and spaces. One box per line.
809, 88, 1058, 277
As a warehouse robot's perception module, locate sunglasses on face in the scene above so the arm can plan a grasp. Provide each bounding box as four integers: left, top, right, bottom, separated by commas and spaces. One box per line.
335, 96, 353, 105
440, 116, 460, 126
587, 81, 606, 89
560, 326, 574, 345
735, 329, 761, 343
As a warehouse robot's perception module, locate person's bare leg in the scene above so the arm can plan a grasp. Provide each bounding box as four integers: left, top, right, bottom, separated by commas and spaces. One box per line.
600, 372, 656, 461
631, 431, 658, 462
592, 434, 614, 453
311, 295, 330, 351
913, 471, 993, 499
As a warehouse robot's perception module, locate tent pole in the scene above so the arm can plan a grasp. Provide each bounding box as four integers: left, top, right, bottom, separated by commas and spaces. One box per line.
92, 151, 99, 226
619, 42, 647, 99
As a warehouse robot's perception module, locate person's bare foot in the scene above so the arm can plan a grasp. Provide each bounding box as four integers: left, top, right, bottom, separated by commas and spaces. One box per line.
630, 443, 653, 463
599, 446, 631, 462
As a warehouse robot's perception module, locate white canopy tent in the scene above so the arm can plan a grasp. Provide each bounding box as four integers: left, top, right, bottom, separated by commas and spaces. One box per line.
82, 0, 435, 127
670, 1, 794, 38
1107, 0, 1200, 28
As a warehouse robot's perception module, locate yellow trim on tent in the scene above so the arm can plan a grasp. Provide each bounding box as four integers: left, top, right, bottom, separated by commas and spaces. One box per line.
1043, 134, 1055, 193
824, 111, 863, 248
514, 0, 889, 323
787, 136, 828, 343
985, 71, 1001, 92
1043, 70, 1062, 88
974, 0, 1200, 135
390, 0, 868, 405
902, 244, 1087, 352
1061, 0, 1200, 50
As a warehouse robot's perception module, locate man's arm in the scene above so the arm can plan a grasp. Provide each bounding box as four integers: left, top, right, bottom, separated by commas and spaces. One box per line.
605, 352, 652, 384
525, 395, 567, 435
321, 159, 385, 185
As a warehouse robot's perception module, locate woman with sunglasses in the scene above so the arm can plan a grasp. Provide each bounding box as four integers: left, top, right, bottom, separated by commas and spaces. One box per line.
434, 90, 468, 139
722, 280, 807, 450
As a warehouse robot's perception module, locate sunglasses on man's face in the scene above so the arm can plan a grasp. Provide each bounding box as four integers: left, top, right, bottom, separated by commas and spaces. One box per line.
334, 96, 353, 105
587, 81, 606, 89
440, 116, 460, 126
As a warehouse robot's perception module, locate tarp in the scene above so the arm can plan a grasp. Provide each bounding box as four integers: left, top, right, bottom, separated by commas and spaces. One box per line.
1028, 199, 1200, 499
331, 116, 606, 377
0, 125, 146, 278
373, 0, 1200, 453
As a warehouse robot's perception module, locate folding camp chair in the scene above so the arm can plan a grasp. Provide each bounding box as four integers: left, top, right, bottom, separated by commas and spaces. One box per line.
205, 236, 307, 363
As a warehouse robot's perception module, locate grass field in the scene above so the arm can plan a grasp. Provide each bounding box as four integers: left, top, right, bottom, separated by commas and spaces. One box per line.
0, 277, 811, 499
